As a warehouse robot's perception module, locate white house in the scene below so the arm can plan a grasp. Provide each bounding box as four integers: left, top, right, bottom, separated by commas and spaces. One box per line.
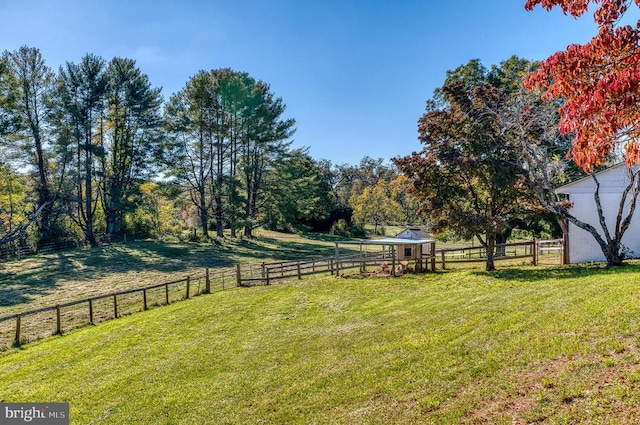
556, 163, 640, 263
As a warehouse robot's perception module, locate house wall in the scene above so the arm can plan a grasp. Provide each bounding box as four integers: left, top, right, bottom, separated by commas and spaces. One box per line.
562, 167, 640, 263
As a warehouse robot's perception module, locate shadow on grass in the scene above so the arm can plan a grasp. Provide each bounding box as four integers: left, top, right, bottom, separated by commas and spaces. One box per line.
250, 237, 335, 260
0, 252, 76, 307
477, 262, 640, 282
301, 232, 356, 242
0, 235, 341, 309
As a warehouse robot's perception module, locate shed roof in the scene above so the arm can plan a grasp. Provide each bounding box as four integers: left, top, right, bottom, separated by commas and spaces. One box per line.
396, 228, 433, 240
338, 237, 434, 246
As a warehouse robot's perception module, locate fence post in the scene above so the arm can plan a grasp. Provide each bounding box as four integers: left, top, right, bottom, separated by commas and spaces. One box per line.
391, 246, 396, 277
143, 289, 148, 311
186, 276, 191, 299
430, 242, 436, 272
297, 262, 302, 279
236, 264, 242, 287
56, 305, 62, 335
113, 295, 118, 319
330, 258, 334, 275
441, 251, 446, 270
266, 268, 270, 285
532, 238, 538, 266
14, 314, 21, 347
205, 268, 211, 294
261, 262, 266, 279
165, 283, 170, 305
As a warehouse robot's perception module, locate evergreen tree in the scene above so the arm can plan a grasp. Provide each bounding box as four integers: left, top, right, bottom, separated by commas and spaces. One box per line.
99, 57, 163, 235
53, 54, 108, 245
1, 46, 57, 241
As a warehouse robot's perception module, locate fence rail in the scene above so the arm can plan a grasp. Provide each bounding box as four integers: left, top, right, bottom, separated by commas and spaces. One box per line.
245, 239, 565, 283
0, 267, 239, 350
0, 238, 565, 350
0, 234, 130, 261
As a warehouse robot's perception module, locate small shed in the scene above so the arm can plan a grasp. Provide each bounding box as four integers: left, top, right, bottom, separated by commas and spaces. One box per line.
335, 228, 436, 275
394, 228, 434, 259
556, 163, 640, 263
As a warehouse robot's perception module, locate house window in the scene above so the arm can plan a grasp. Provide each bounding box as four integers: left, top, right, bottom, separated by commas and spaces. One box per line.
404, 247, 413, 257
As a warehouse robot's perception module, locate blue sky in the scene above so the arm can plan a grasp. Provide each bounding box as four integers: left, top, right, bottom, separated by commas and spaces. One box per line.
0, 0, 620, 166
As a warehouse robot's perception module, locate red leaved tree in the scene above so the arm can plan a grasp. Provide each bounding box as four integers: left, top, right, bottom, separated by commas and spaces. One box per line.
524, 0, 640, 171
524, 0, 640, 266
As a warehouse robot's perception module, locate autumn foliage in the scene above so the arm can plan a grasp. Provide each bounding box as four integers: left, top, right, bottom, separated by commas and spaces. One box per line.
523, 0, 640, 171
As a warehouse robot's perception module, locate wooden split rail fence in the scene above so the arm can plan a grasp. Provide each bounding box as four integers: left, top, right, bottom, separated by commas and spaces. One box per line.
238, 252, 387, 285
0, 234, 130, 260
436, 239, 565, 267
0, 238, 565, 350
238, 238, 565, 284
0, 267, 239, 350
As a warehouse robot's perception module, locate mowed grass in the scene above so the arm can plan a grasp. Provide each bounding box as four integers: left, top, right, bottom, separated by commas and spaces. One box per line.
0, 232, 342, 316
2, 264, 640, 423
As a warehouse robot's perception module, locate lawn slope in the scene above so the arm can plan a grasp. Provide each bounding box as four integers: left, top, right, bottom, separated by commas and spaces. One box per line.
2, 265, 640, 424
0, 233, 340, 315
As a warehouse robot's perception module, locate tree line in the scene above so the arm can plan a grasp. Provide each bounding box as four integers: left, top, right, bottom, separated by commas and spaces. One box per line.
5, 17, 633, 272
0, 46, 421, 248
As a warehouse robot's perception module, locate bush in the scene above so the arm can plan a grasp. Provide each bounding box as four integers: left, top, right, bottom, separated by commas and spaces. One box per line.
329, 219, 366, 238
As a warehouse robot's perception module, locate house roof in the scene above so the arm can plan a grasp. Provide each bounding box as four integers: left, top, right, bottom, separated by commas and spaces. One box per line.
556, 163, 627, 194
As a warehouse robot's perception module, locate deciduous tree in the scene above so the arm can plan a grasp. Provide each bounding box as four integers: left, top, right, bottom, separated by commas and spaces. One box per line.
395, 60, 540, 271
351, 178, 402, 234
261, 149, 328, 232
524, 0, 640, 266
524, 0, 640, 171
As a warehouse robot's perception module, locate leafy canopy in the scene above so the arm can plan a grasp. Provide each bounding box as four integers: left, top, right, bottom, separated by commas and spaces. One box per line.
524, 0, 640, 171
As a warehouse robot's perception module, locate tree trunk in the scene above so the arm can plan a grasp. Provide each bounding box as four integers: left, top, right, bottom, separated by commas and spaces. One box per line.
84, 143, 96, 246
85, 219, 96, 246
106, 209, 118, 235
606, 245, 625, 267
495, 232, 508, 257
215, 194, 224, 238
104, 184, 121, 235
34, 136, 52, 241
199, 187, 209, 239
485, 236, 496, 271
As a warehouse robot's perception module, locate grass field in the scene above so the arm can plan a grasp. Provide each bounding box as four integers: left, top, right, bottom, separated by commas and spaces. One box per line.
0, 231, 343, 317
2, 259, 640, 423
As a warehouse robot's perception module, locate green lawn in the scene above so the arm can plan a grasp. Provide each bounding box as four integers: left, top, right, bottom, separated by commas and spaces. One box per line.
0, 233, 343, 316
2, 263, 640, 423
